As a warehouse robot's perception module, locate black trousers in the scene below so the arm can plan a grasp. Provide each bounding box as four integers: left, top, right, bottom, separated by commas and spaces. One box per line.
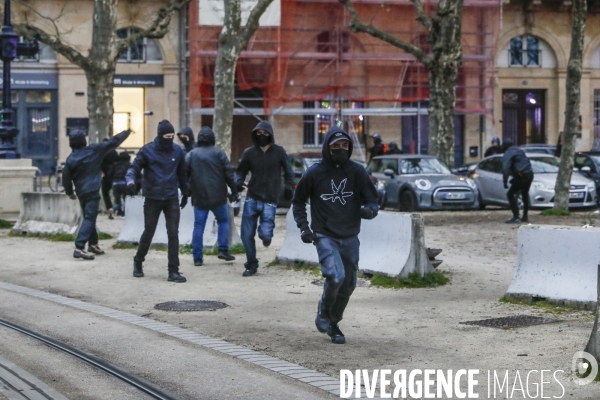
101, 176, 113, 210
507, 171, 534, 219
135, 198, 180, 272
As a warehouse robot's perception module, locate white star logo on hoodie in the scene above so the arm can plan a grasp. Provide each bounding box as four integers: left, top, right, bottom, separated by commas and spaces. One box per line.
320, 178, 353, 205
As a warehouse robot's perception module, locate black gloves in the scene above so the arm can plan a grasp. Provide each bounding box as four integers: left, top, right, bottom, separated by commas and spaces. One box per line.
301, 229, 314, 244
229, 192, 240, 203
504, 183, 508, 189
284, 184, 294, 200
360, 206, 377, 220
68, 194, 77, 200
237, 182, 246, 193
127, 183, 137, 195
180, 195, 188, 209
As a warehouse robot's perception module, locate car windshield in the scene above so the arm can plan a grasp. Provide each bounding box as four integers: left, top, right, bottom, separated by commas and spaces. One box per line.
530, 156, 560, 173
399, 158, 451, 175
304, 158, 321, 168
588, 155, 600, 167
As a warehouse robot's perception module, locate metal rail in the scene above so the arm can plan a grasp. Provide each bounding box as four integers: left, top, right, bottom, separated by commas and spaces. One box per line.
0, 318, 182, 400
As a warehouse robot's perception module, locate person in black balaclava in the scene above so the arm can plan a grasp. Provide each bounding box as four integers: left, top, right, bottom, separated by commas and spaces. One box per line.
369, 133, 385, 161
110, 151, 131, 217
502, 138, 533, 224
484, 137, 502, 158
235, 120, 294, 277
292, 127, 379, 344
177, 126, 197, 154
126, 120, 189, 282
62, 129, 131, 260
387, 141, 402, 154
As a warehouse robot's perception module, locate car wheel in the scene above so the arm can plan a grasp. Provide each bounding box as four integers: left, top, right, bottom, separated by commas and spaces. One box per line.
378, 193, 386, 211
398, 190, 418, 212
478, 192, 486, 210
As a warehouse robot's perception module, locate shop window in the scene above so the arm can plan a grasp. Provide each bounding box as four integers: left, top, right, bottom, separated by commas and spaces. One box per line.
25, 91, 51, 103
113, 87, 145, 148
302, 99, 365, 148
117, 27, 163, 63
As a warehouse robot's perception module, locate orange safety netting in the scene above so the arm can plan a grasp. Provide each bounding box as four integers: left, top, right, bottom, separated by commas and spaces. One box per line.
189, 0, 501, 115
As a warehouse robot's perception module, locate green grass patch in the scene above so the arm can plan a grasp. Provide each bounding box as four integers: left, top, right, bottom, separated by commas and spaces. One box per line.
9, 231, 76, 242
0, 219, 14, 229
499, 296, 583, 314
112, 242, 138, 250
281, 261, 322, 277
98, 232, 113, 240
540, 209, 571, 216
113, 242, 246, 255
369, 271, 450, 289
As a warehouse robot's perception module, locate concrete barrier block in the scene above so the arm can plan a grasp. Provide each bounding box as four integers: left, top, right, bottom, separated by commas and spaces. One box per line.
585, 265, 599, 362
505, 225, 600, 309
11, 192, 82, 235
276, 208, 435, 278
0, 159, 38, 214
117, 195, 241, 249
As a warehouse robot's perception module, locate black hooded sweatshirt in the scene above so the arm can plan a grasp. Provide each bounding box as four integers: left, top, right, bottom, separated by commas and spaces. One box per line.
502, 139, 532, 187
178, 127, 197, 154
235, 121, 294, 204
185, 127, 237, 209
292, 127, 379, 239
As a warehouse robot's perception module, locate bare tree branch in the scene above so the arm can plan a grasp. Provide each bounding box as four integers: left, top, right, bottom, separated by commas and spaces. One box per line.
338, 0, 432, 66
411, 0, 432, 30
115, 0, 191, 56
240, 0, 275, 46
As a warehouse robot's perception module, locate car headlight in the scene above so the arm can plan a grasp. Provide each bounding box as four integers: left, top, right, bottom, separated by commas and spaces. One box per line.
587, 181, 595, 190
415, 179, 431, 190
466, 178, 477, 189
533, 182, 554, 190
375, 180, 385, 191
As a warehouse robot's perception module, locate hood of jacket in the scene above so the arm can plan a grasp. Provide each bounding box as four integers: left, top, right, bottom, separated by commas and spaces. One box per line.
502, 138, 515, 152
197, 126, 216, 146
251, 120, 275, 147
321, 127, 353, 167
69, 130, 87, 150
178, 127, 195, 141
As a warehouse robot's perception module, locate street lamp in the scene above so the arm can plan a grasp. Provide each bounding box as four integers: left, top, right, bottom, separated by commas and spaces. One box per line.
0, 0, 38, 159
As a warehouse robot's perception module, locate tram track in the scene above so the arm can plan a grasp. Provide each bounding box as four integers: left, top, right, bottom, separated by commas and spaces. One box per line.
0, 318, 182, 400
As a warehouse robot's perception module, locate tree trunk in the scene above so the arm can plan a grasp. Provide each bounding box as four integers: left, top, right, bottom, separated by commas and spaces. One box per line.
213, 41, 239, 158
428, 67, 457, 168
554, 0, 586, 210
85, 68, 116, 143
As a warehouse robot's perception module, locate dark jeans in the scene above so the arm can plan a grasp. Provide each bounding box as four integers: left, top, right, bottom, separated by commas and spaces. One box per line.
240, 198, 276, 270
314, 233, 359, 324
507, 171, 534, 219
101, 176, 113, 210
135, 198, 180, 272
75, 192, 100, 249
112, 180, 127, 215
192, 204, 229, 261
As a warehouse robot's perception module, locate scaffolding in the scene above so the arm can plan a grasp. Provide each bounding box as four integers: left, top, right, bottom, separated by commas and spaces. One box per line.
188, 0, 501, 115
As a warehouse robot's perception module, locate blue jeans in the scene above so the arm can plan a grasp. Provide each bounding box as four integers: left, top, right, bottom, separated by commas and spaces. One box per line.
75, 192, 100, 249
314, 233, 359, 324
192, 204, 229, 261
240, 198, 276, 270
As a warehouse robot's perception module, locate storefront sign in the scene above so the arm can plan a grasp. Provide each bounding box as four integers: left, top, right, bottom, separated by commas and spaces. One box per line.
199, 0, 280, 26
113, 74, 164, 87
0, 72, 58, 89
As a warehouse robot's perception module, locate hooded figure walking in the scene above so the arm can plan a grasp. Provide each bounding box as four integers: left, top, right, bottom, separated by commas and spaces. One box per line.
292, 127, 379, 344
126, 120, 189, 282
62, 129, 131, 260
185, 126, 238, 266
235, 121, 294, 277
502, 138, 533, 224
177, 127, 197, 154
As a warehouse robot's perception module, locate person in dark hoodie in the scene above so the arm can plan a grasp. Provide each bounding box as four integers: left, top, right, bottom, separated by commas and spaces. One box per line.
235, 120, 294, 277
292, 127, 379, 344
100, 143, 120, 217
177, 127, 197, 154
110, 151, 131, 217
125, 120, 189, 282
62, 129, 131, 260
186, 126, 238, 266
502, 138, 533, 224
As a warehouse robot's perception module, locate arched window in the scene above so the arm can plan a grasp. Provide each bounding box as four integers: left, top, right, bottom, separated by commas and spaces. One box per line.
116, 27, 163, 63
497, 35, 557, 68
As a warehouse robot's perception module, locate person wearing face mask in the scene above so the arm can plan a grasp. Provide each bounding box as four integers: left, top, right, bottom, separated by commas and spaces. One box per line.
292, 127, 379, 344
125, 120, 189, 282
177, 127, 197, 154
235, 120, 294, 277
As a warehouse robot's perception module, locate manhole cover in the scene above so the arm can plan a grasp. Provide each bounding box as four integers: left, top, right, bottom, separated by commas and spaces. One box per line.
460, 315, 559, 329
154, 300, 228, 311
311, 279, 371, 287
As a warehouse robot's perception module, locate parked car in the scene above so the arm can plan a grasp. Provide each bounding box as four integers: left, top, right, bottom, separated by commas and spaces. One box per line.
278, 152, 386, 209
451, 162, 477, 176
367, 155, 480, 211
472, 153, 597, 209
518, 143, 558, 155
574, 152, 600, 204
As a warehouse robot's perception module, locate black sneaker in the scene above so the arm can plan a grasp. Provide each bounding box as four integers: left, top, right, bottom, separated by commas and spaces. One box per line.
327, 324, 346, 344
73, 248, 95, 260
218, 251, 235, 261
315, 301, 330, 333
242, 268, 257, 277
194, 259, 203, 267
168, 272, 187, 283
521, 217, 529, 223
108, 209, 114, 220
262, 238, 271, 247
505, 217, 521, 224
87, 244, 105, 255
133, 260, 144, 277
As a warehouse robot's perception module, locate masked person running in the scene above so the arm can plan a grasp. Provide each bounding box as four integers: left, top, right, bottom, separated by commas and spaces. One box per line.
126, 120, 189, 282
235, 120, 294, 277
186, 126, 238, 266
292, 127, 379, 344
502, 138, 533, 224
62, 129, 131, 260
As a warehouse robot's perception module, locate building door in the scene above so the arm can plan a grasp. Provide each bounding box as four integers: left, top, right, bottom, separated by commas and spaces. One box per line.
502, 89, 546, 145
